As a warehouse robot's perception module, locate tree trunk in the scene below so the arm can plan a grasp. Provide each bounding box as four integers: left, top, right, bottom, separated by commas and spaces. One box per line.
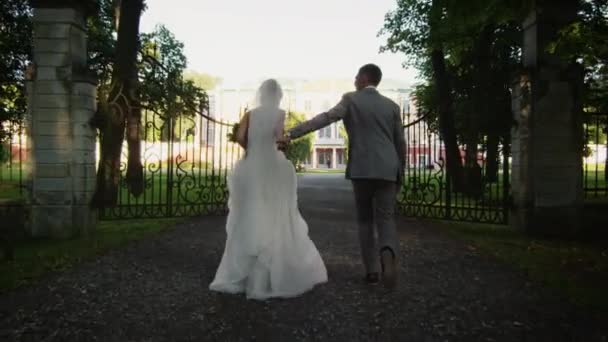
125, 108, 144, 195
92, 0, 144, 206
119, 0, 144, 196
485, 133, 500, 182
92, 100, 125, 207
431, 49, 464, 191
464, 25, 494, 196
464, 141, 482, 197
605, 141, 608, 181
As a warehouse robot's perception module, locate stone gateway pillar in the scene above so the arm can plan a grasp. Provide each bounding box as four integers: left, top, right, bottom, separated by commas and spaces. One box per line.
27, 0, 98, 238
510, 0, 584, 236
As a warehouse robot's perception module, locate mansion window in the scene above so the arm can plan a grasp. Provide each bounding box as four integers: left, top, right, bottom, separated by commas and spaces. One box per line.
318, 125, 332, 139
317, 149, 332, 167
418, 155, 429, 167
304, 100, 312, 112
322, 100, 331, 111
337, 149, 345, 165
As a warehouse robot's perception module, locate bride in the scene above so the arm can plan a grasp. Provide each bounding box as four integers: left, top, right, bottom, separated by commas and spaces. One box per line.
209, 79, 327, 300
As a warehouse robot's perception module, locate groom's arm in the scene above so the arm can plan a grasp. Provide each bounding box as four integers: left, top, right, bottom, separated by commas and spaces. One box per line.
287, 94, 351, 139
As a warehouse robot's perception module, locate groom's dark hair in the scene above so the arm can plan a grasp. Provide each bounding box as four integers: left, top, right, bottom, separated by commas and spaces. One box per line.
359, 64, 382, 85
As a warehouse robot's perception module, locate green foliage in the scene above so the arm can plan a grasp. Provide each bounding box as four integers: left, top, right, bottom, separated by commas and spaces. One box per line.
86, 0, 116, 90
184, 71, 222, 90
381, 0, 608, 148
583, 144, 593, 158
0, 2, 208, 145
586, 122, 608, 145
142, 24, 187, 72
0, 0, 31, 157
381, 1, 526, 193
0, 143, 8, 164
139, 24, 208, 142
381, 0, 523, 141
285, 111, 314, 171
575, 1, 608, 113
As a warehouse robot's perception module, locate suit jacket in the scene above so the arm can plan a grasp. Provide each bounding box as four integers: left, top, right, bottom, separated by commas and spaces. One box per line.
289, 87, 406, 183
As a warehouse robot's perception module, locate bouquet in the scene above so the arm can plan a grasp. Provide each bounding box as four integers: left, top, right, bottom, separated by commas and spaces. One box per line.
227, 123, 240, 143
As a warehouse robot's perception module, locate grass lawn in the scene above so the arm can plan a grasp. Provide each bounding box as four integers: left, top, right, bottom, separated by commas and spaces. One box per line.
439, 221, 608, 316
0, 181, 23, 201
299, 169, 346, 174
0, 218, 184, 293
0, 163, 27, 201
584, 169, 607, 194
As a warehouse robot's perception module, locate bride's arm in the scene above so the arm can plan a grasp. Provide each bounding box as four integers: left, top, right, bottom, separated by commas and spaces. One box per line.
236, 111, 250, 149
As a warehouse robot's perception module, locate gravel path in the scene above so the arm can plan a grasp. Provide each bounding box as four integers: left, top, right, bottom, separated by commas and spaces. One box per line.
0, 174, 606, 341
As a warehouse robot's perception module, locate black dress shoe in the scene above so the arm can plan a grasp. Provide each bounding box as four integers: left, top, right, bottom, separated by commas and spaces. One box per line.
364, 272, 380, 285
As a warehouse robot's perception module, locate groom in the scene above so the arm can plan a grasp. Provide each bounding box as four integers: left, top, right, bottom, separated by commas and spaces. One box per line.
278, 64, 406, 288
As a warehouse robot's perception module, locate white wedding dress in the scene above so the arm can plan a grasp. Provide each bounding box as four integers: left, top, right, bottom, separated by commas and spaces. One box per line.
209, 103, 327, 300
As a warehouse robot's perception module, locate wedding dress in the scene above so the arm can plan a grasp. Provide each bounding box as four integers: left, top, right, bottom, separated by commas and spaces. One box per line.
209, 81, 327, 300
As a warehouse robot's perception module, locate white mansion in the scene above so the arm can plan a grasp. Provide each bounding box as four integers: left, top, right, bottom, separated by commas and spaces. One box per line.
208, 78, 411, 170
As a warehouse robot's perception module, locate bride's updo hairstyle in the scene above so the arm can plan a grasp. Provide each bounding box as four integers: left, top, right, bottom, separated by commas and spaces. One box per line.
257, 79, 283, 108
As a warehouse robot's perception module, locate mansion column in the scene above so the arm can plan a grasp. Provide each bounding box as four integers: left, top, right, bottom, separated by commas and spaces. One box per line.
331, 148, 337, 170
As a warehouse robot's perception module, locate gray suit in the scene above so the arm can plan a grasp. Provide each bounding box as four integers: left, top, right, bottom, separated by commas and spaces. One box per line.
289, 87, 406, 274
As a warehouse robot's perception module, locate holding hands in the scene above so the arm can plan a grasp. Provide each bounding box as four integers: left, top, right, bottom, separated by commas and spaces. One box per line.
277, 132, 291, 152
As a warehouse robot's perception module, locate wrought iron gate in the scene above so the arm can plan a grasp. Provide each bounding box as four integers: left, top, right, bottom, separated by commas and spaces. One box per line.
99, 104, 241, 220
583, 112, 608, 199
0, 120, 28, 222
397, 113, 510, 224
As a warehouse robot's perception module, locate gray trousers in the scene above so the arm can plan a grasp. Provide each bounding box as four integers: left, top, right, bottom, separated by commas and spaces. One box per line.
351, 179, 399, 274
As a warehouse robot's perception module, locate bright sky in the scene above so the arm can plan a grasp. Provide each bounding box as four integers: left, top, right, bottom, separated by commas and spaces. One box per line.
140, 0, 419, 86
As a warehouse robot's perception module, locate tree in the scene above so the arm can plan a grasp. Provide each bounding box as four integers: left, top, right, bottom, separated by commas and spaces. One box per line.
92, 0, 145, 206
87, 0, 116, 91
0, 0, 31, 161
91, 5, 208, 206
557, 1, 608, 116
139, 24, 206, 142
0, 0, 209, 204
285, 111, 314, 171
380, 0, 528, 194
0, 0, 118, 144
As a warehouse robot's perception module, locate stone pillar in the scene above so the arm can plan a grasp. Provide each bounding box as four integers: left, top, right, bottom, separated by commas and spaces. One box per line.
331, 148, 337, 170
312, 148, 318, 169
28, 1, 98, 238
510, 0, 584, 236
